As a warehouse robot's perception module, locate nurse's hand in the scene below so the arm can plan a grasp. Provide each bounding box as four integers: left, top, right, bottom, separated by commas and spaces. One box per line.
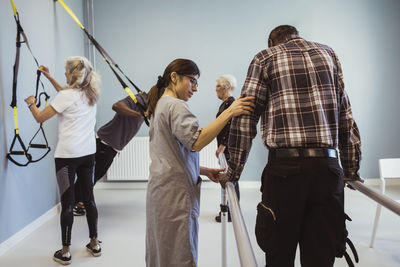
200, 166, 224, 183
218, 173, 230, 188
227, 96, 255, 117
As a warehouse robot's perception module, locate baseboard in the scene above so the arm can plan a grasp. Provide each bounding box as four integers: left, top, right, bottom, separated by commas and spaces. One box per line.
95, 181, 148, 190
95, 180, 261, 190
0, 203, 60, 257
95, 178, 400, 190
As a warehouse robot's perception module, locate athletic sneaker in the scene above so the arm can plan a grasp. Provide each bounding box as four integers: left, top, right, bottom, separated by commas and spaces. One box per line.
53, 249, 71, 265
86, 242, 102, 257
73, 205, 85, 216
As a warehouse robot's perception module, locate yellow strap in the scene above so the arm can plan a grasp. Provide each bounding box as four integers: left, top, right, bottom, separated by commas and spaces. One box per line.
58, 0, 141, 108
124, 87, 138, 103
13, 107, 19, 134
57, 0, 85, 30
10, 0, 17, 16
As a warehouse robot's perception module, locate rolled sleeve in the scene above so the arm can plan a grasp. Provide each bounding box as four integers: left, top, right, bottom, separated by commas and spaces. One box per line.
170, 101, 202, 150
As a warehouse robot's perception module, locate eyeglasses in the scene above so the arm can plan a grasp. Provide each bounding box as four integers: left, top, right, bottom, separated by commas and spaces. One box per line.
181, 74, 198, 87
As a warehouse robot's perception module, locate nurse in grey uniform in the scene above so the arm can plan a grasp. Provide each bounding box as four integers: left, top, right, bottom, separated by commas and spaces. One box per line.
145, 58, 255, 267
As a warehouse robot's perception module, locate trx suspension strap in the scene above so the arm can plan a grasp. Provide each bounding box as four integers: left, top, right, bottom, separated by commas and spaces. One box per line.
26, 66, 51, 163
27, 73, 51, 163
57, 0, 149, 126
7, 0, 51, 166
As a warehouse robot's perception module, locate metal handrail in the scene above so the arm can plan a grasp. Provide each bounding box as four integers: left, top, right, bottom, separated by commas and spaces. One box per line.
218, 153, 258, 267
347, 180, 400, 216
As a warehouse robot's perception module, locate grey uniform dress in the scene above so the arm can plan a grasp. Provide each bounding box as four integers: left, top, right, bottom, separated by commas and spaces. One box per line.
146, 96, 202, 267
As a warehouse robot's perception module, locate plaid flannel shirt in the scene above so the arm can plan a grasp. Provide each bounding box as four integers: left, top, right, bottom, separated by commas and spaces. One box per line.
227, 38, 361, 181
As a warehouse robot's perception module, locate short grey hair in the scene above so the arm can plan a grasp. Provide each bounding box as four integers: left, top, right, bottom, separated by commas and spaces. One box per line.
216, 74, 237, 91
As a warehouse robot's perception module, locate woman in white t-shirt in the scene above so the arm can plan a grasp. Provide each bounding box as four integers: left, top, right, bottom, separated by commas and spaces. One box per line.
25, 56, 101, 265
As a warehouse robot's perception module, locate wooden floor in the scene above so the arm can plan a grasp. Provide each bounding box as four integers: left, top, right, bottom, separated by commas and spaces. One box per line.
0, 182, 399, 267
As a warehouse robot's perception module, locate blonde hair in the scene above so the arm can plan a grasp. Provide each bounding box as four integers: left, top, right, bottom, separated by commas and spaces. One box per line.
216, 74, 237, 91
65, 56, 100, 106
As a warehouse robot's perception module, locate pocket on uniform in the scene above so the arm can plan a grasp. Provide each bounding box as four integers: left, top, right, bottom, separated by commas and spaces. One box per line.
255, 201, 276, 252
191, 176, 202, 218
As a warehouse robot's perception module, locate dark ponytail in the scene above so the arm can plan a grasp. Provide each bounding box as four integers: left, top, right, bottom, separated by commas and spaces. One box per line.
146, 58, 200, 118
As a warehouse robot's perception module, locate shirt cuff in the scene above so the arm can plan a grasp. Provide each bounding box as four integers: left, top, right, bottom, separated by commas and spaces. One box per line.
344, 170, 361, 180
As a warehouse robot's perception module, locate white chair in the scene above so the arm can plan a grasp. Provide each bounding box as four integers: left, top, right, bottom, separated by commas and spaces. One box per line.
370, 158, 400, 248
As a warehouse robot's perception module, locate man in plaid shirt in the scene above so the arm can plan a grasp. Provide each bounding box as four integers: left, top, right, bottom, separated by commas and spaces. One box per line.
222, 25, 362, 266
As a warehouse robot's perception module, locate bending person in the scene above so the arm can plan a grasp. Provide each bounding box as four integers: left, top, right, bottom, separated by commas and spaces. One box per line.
145, 58, 255, 267
214, 74, 240, 223
73, 92, 147, 216
25, 56, 102, 265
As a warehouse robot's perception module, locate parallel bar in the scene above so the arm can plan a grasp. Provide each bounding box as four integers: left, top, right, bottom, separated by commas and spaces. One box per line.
219, 153, 228, 267
218, 153, 258, 267
347, 180, 400, 216
221, 188, 228, 267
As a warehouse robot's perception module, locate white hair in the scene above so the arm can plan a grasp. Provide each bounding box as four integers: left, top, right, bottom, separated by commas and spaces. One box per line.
216, 74, 237, 91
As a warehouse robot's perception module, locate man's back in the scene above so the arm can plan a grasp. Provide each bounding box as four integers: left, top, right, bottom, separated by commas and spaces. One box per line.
254, 37, 342, 149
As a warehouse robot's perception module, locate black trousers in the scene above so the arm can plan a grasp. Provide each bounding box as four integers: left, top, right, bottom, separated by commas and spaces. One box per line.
75, 138, 118, 203
55, 154, 98, 246
255, 155, 345, 267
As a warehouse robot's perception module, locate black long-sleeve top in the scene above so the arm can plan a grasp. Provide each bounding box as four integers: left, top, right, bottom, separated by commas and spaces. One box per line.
216, 96, 235, 159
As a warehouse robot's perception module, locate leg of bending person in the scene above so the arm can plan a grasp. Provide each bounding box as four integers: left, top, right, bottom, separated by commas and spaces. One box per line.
94, 138, 118, 184
73, 179, 85, 216
74, 138, 116, 215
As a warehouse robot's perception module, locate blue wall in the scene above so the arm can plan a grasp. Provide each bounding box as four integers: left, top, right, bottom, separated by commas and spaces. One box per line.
93, 0, 400, 180
0, 0, 85, 244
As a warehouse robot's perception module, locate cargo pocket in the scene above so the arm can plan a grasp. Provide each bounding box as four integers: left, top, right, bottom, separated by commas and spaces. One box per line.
255, 201, 276, 252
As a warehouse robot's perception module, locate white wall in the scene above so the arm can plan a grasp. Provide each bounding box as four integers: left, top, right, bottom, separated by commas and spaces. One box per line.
92, 0, 400, 180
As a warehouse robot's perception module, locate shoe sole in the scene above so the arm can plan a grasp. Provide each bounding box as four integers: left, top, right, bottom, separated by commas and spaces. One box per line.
87, 247, 101, 257
53, 256, 71, 265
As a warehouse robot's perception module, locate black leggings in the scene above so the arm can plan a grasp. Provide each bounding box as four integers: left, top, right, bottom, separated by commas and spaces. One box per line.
55, 154, 98, 246
75, 138, 117, 203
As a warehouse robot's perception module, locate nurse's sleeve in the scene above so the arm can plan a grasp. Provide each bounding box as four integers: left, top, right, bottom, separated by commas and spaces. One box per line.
170, 102, 202, 150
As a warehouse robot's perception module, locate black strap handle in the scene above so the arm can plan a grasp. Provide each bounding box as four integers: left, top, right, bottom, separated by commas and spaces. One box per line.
27, 124, 51, 163
7, 131, 32, 167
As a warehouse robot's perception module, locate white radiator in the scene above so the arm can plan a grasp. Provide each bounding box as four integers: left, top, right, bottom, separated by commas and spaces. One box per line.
107, 137, 219, 181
